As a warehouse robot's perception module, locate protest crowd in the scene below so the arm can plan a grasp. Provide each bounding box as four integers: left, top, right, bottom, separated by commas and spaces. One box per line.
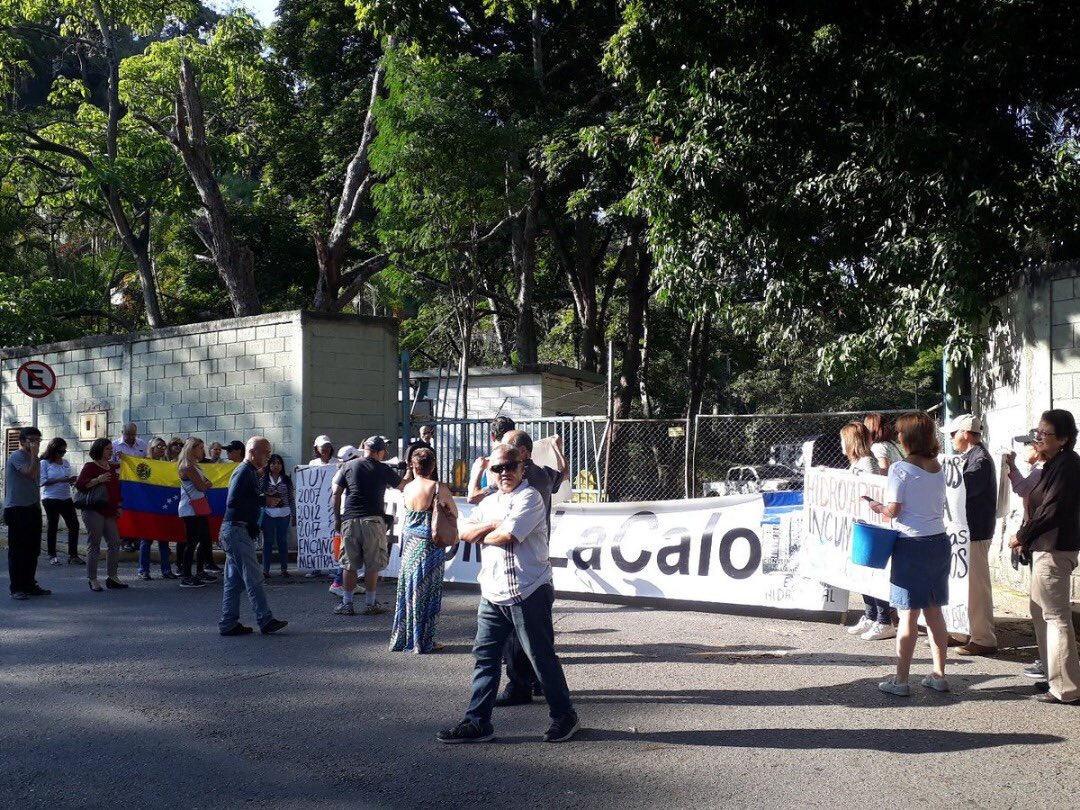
5, 406, 1080, 745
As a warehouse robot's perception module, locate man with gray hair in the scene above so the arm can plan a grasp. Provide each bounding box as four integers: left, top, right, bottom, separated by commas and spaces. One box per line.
113, 422, 148, 552
218, 436, 287, 636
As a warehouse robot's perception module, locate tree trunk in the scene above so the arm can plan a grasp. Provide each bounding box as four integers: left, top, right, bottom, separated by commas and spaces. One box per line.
175, 59, 260, 317
615, 232, 650, 419
684, 314, 712, 497
513, 188, 540, 367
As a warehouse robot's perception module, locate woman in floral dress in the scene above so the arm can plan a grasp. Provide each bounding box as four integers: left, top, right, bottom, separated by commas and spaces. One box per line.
389, 448, 458, 654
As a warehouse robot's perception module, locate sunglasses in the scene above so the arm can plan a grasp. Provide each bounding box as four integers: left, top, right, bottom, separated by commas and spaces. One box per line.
1030, 429, 1056, 440
490, 462, 521, 474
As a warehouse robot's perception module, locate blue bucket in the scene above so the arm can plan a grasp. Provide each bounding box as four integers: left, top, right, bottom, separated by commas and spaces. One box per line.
851, 521, 898, 569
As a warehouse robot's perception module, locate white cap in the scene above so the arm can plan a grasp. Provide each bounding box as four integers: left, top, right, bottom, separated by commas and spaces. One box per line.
337, 445, 360, 461
943, 414, 983, 435
313, 435, 332, 448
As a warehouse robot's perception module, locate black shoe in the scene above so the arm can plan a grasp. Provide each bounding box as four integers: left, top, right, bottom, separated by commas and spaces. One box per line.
198, 571, 218, 583
1033, 692, 1080, 705
1034, 681, 1051, 693
436, 719, 495, 744
263, 570, 272, 579
220, 624, 255, 637
543, 711, 580, 743
280, 570, 290, 578
10, 591, 29, 601
494, 689, 533, 708
137, 572, 152, 581
161, 571, 179, 580
27, 586, 52, 596
179, 576, 207, 589
205, 563, 222, 572
261, 618, 288, 635
532, 683, 545, 697
105, 578, 129, 590
68, 556, 84, 565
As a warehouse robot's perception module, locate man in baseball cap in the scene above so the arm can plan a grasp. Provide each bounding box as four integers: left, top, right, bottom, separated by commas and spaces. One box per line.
945, 413, 998, 656
224, 440, 246, 464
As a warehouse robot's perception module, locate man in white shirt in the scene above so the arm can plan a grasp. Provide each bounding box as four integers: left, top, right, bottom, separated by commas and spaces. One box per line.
112, 422, 147, 552
436, 444, 578, 745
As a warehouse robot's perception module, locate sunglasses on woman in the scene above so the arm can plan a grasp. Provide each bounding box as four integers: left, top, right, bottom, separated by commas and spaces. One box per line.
489, 462, 521, 474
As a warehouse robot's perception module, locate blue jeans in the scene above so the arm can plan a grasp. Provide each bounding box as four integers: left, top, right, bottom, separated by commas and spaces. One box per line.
138, 540, 172, 575
262, 515, 291, 573
465, 583, 573, 723
218, 523, 275, 632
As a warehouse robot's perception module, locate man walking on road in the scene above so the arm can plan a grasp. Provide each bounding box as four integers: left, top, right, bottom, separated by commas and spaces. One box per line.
6, 427, 50, 600
946, 414, 999, 656
218, 437, 287, 636
332, 436, 403, 616
437, 444, 578, 744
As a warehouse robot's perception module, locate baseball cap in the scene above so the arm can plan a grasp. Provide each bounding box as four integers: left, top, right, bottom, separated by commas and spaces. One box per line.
363, 435, 388, 453
313, 434, 332, 448
338, 445, 361, 461
942, 414, 982, 435
224, 440, 245, 453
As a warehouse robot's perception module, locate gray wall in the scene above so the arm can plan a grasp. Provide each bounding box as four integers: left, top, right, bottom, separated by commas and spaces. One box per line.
1, 311, 398, 477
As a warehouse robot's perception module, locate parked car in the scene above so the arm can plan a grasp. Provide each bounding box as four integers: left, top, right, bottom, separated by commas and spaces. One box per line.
702, 464, 803, 496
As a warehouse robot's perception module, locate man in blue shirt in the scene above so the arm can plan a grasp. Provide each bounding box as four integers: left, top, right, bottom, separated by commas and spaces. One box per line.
218, 436, 287, 636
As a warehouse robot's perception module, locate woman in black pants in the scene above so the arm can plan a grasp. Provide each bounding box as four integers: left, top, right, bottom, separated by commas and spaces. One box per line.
39, 438, 82, 565
177, 437, 215, 588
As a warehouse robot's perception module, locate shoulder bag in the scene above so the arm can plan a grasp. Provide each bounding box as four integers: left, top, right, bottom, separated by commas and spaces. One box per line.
430, 482, 459, 548
74, 483, 108, 510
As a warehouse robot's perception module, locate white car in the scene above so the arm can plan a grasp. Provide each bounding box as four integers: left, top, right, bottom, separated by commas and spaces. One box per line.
703, 464, 803, 496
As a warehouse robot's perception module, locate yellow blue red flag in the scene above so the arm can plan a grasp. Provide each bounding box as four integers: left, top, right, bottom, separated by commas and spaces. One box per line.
116, 455, 237, 542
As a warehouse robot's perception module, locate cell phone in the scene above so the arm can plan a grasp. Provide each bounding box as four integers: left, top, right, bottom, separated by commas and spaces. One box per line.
860, 495, 875, 502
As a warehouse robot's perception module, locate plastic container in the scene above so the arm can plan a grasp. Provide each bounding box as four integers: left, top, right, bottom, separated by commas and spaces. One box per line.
851, 521, 898, 569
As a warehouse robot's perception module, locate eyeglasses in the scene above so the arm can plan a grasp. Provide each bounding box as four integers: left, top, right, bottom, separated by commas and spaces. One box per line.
1031, 429, 1057, 440
490, 462, 521, 474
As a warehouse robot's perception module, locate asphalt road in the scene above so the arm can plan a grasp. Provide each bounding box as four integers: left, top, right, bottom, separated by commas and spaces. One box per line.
2, 556, 1077, 810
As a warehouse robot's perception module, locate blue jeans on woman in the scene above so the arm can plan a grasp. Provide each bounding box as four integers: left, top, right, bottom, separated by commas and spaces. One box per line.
138, 540, 172, 575
262, 514, 291, 574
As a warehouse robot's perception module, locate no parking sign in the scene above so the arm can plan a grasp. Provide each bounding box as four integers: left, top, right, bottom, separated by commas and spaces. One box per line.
16, 360, 56, 399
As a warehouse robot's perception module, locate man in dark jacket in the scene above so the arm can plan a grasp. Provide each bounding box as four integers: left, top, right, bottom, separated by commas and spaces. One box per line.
948, 415, 998, 655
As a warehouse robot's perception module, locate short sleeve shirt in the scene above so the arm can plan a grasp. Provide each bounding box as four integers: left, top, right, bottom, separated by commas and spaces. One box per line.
112, 437, 148, 461
5, 449, 40, 507
885, 460, 946, 537
334, 458, 401, 521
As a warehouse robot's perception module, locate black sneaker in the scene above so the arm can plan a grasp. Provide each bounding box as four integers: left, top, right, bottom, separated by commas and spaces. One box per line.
436, 719, 495, 744
68, 556, 84, 565
280, 570, 290, 578
261, 618, 288, 635
494, 689, 533, 707
180, 576, 207, 589
543, 711, 580, 743
10, 591, 29, 601
27, 586, 52, 596
1034, 681, 1051, 693
161, 571, 179, 580
105, 578, 129, 590
1023, 660, 1046, 680
220, 624, 254, 637
205, 563, 222, 573
198, 571, 217, 583
137, 572, 152, 581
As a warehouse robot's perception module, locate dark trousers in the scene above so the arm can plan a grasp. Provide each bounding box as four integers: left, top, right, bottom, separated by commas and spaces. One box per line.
465, 583, 573, 723
504, 632, 541, 696
862, 595, 893, 624
42, 498, 79, 558
181, 516, 212, 576
5, 504, 42, 594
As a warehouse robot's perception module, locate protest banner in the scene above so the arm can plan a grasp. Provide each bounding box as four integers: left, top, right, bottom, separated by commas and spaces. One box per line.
292, 465, 843, 612
800, 464, 970, 634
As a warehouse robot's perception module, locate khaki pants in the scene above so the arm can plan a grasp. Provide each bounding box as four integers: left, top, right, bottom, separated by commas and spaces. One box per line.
966, 539, 998, 648
83, 510, 120, 582
1030, 550, 1080, 703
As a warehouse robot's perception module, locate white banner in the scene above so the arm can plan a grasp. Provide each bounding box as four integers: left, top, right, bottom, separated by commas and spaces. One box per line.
293, 466, 843, 612
800, 464, 970, 634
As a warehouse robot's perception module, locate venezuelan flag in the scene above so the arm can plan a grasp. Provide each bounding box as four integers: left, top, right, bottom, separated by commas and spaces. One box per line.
116, 455, 238, 542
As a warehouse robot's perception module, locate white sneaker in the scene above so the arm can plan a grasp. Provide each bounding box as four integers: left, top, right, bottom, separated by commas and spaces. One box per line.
49, 556, 62, 566
921, 674, 950, 692
861, 622, 898, 641
878, 678, 911, 696
329, 583, 366, 597
847, 616, 874, 635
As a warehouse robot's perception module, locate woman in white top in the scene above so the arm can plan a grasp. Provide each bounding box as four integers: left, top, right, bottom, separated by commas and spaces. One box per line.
865, 412, 904, 473
867, 412, 951, 696
260, 454, 295, 577
39, 438, 81, 565
840, 422, 896, 642
177, 437, 214, 589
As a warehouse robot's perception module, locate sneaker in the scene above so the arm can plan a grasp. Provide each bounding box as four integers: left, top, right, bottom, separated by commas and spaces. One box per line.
180, 576, 207, 589
161, 571, 179, 580
334, 601, 356, 616
264, 570, 272, 579
328, 583, 344, 598
260, 618, 288, 635
205, 563, 222, 573
878, 678, 911, 696
921, 674, 950, 692
362, 601, 388, 616
68, 556, 84, 565
137, 572, 152, 581
105, 578, 129, 590
220, 624, 254, 637
49, 556, 62, 567
305, 570, 324, 578
1034, 681, 1050, 693
494, 689, 533, 708
280, 570, 290, 578
27, 586, 52, 596
436, 719, 495, 744
1023, 660, 1046, 680
10, 591, 29, 601
847, 616, 874, 635
543, 711, 581, 743
198, 572, 217, 583
861, 622, 898, 641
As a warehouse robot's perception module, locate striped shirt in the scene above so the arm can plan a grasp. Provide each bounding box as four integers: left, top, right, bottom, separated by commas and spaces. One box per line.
466, 480, 550, 606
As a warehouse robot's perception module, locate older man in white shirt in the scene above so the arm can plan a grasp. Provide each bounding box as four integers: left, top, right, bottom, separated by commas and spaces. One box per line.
112, 422, 148, 553
436, 444, 578, 745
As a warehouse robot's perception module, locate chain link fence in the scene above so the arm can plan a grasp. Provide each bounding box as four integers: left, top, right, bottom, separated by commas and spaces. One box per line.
420, 410, 918, 502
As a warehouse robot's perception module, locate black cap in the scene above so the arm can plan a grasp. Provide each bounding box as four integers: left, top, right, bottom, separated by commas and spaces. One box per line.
363, 435, 388, 453
224, 440, 245, 453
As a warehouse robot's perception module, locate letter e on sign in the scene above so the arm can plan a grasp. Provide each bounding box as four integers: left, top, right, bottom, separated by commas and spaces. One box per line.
16, 361, 57, 399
